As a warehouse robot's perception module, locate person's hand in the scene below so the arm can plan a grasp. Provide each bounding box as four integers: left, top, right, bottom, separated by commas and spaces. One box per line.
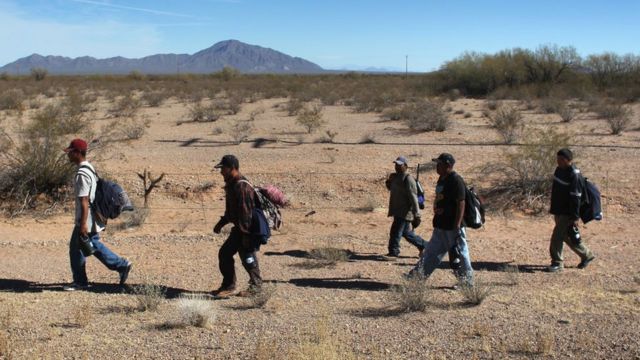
411, 217, 421, 229
213, 219, 225, 234
455, 227, 464, 241
80, 224, 89, 237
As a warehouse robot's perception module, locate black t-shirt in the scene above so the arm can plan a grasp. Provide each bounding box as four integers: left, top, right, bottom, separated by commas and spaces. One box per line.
433, 172, 466, 230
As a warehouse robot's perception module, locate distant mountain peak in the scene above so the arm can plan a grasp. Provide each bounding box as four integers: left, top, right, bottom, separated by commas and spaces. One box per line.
0, 40, 324, 75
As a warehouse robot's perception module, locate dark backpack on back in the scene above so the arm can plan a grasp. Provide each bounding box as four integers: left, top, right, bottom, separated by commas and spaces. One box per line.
463, 186, 485, 229
79, 166, 134, 222
580, 177, 603, 224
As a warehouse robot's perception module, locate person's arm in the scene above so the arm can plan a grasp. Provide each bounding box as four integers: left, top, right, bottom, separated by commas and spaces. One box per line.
79, 196, 90, 236
455, 199, 465, 229
455, 176, 466, 229
236, 182, 254, 234
569, 171, 582, 226
405, 176, 421, 219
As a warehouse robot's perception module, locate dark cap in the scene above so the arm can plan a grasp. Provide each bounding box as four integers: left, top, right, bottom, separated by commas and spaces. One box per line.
557, 148, 573, 161
432, 153, 455, 166
393, 156, 408, 166
214, 154, 239, 169
64, 138, 88, 153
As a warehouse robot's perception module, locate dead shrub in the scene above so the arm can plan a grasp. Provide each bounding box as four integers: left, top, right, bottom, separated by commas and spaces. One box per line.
182, 101, 220, 124
113, 207, 149, 230
539, 97, 563, 114
596, 103, 633, 134
108, 92, 141, 118
536, 330, 555, 356
403, 99, 450, 132
487, 99, 499, 110
558, 103, 576, 122
177, 295, 216, 329
296, 105, 325, 133
382, 106, 404, 121
480, 127, 571, 213
229, 120, 253, 144
459, 278, 491, 306
133, 282, 166, 311
0, 89, 25, 112
141, 91, 167, 107
392, 275, 431, 312
489, 106, 524, 144
63, 89, 96, 117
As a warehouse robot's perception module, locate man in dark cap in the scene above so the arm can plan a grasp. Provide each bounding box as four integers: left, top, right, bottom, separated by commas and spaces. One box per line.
384, 156, 426, 257
212, 155, 262, 297
409, 153, 474, 285
63, 138, 132, 291
547, 148, 595, 272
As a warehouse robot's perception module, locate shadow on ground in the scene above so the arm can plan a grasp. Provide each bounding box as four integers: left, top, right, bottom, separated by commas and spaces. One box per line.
289, 277, 391, 291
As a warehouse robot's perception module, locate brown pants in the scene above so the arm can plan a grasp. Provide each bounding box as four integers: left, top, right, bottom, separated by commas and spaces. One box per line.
218, 227, 262, 290
549, 215, 593, 266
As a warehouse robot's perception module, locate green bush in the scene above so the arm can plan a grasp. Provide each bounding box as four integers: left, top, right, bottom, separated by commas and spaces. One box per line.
296, 105, 325, 133
403, 99, 450, 132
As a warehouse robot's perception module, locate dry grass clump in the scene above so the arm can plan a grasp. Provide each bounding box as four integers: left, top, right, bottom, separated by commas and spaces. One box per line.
392, 275, 431, 312
133, 282, 165, 311
177, 295, 216, 329
72, 304, 92, 328
141, 90, 168, 107
296, 105, 325, 133
489, 106, 524, 144
244, 284, 276, 309
286, 97, 304, 116
595, 103, 634, 134
0, 89, 25, 112
315, 130, 338, 144
558, 103, 576, 122
103, 116, 150, 142
358, 133, 376, 144
402, 99, 450, 132
0, 308, 13, 359
502, 264, 520, 286
308, 247, 351, 262
480, 127, 571, 213
539, 97, 564, 114
288, 315, 358, 360
230, 120, 254, 144
459, 278, 492, 306
108, 92, 141, 118
183, 101, 220, 124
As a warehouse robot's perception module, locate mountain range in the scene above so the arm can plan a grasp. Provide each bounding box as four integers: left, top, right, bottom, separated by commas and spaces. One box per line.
0, 40, 324, 75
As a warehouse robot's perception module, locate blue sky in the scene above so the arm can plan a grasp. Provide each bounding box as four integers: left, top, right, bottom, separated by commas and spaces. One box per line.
1, 0, 638, 71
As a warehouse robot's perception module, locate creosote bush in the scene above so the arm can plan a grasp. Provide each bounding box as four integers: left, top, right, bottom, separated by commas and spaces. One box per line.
184, 101, 220, 123
230, 120, 253, 144
489, 106, 524, 144
403, 99, 450, 132
296, 105, 325, 133
596, 103, 634, 134
108, 92, 141, 118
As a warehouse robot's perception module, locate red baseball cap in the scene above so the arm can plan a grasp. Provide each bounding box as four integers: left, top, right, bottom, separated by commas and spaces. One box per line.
64, 138, 88, 153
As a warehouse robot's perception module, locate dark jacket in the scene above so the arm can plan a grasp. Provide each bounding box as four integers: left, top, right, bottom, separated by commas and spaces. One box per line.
550, 165, 583, 219
222, 175, 255, 234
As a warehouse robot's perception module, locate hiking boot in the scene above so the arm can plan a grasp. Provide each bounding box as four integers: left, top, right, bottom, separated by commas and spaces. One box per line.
385, 252, 400, 258
577, 256, 596, 269
63, 282, 90, 291
212, 287, 237, 298
119, 261, 133, 286
546, 264, 563, 273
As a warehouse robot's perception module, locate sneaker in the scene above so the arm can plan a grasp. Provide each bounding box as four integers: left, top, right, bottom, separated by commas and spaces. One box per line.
63, 283, 90, 291
577, 256, 595, 269
385, 252, 400, 258
546, 264, 563, 273
119, 261, 133, 286
212, 287, 237, 299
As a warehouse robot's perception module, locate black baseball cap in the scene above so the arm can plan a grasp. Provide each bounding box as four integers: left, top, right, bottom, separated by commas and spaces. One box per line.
432, 153, 455, 166
214, 154, 239, 169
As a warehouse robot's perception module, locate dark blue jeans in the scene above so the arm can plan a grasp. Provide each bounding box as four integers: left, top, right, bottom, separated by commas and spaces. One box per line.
69, 226, 129, 285
388, 217, 427, 255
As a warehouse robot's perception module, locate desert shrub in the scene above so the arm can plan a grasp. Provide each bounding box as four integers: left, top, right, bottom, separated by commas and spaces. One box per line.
230, 120, 253, 144
108, 92, 141, 118
382, 106, 404, 121
558, 103, 576, 122
403, 99, 450, 132
127, 70, 145, 81
539, 97, 564, 114
0, 89, 25, 112
112, 207, 149, 230
489, 106, 524, 144
315, 130, 338, 143
480, 127, 571, 213
392, 275, 430, 312
447, 88, 461, 101
177, 295, 216, 329
0, 72, 9, 81
459, 278, 491, 305
217, 66, 240, 81
30, 67, 48, 81
105, 116, 150, 141
487, 99, 499, 110
454, 109, 464, 115
72, 304, 92, 328
141, 91, 167, 107
596, 103, 633, 134
133, 282, 166, 311
244, 284, 276, 309
296, 105, 325, 133
227, 91, 244, 114
62, 89, 95, 119
308, 247, 351, 263
184, 102, 220, 123
502, 264, 520, 286
352, 91, 398, 113
286, 97, 304, 116
464, 112, 472, 118
28, 98, 42, 109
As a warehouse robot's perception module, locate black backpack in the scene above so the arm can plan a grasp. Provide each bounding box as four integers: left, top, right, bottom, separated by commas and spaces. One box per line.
79, 165, 134, 222
579, 177, 603, 224
463, 185, 485, 229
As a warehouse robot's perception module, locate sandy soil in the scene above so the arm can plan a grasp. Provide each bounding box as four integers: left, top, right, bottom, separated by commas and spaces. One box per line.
1, 97, 639, 359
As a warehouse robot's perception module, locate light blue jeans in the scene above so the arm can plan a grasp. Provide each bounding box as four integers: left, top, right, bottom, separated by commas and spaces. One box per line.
69, 226, 129, 285
412, 227, 474, 284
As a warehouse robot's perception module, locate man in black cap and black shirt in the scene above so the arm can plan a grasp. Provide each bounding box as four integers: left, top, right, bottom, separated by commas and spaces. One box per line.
409, 153, 474, 285
547, 148, 595, 272
211, 155, 263, 297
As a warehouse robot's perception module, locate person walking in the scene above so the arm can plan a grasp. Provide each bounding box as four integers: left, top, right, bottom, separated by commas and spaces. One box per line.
385, 156, 427, 257
212, 155, 262, 298
409, 153, 473, 285
63, 138, 132, 291
547, 148, 595, 272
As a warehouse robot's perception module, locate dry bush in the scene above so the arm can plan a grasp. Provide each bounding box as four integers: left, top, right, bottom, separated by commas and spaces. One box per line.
403, 99, 450, 132
352, 90, 398, 113
288, 315, 358, 360
595, 103, 634, 134
381, 106, 404, 121
244, 284, 276, 309
182, 101, 220, 124
72, 304, 92, 328
103, 116, 150, 141
536, 330, 555, 356
464, 112, 472, 118
296, 105, 325, 134
489, 106, 524, 144
480, 127, 571, 213
229, 120, 253, 144
358, 133, 376, 144
447, 88, 461, 101
286, 97, 304, 116
315, 130, 338, 144
30, 67, 48, 81
63, 89, 96, 117
177, 295, 216, 329
141, 91, 168, 107
308, 247, 351, 263
392, 274, 431, 312
113, 207, 149, 230
0, 89, 25, 112
454, 109, 464, 115
0, 72, 9, 81
459, 278, 491, 305
487, 99, 499, 110
539, 97, 564, 114
227, 91, 244, 115
558, 103, 576, 122
108, 93, 141, 118
502, 264, 520, 286
133, 282, 166, 311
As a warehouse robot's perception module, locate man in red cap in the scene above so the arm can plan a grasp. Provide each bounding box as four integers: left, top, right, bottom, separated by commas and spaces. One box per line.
63, 138, 132, 291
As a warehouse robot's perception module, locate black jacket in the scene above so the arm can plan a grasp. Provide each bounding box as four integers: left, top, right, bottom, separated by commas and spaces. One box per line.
550, 165, 583, 219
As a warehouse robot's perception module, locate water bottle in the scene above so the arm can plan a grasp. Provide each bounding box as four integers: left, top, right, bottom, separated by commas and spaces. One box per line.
79, 234, 96, 257
568, 225, 581, 245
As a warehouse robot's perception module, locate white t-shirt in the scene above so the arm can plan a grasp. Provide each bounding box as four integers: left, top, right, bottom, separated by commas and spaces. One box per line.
75, 161, 105, 233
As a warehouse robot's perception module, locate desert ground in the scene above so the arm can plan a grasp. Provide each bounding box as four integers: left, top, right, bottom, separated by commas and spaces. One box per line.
1, 93, 639, 359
